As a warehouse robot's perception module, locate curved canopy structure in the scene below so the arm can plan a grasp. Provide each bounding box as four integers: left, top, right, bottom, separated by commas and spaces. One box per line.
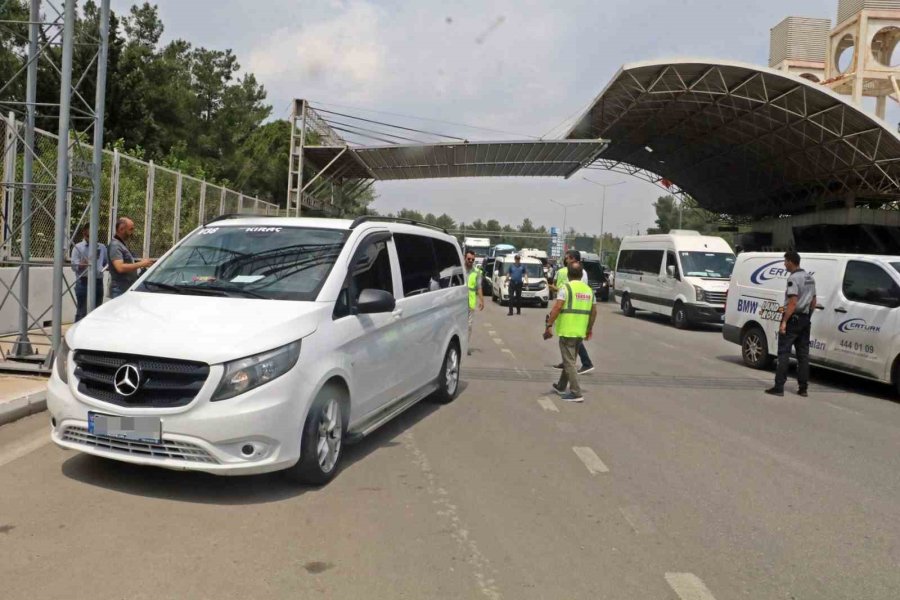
566, 59, 900, 217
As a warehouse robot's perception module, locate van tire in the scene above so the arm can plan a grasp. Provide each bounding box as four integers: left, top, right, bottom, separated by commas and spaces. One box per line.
741, 325, 772, 370
431, 342, 461, 404
621, 294, 636, 317
672, 302, 690, 329
284, 387, 345, 486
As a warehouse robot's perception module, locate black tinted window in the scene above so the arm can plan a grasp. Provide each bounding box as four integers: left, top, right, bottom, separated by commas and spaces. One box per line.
394, 233, 440, 297
433, 239, 464, 288
617, 249, 663, 275
843, 261, 900, 307
334, 237, 393, 319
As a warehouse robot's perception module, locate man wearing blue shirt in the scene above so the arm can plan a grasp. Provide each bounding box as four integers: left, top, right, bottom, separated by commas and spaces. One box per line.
506, 254, 527, 316
71, 224, 108, 321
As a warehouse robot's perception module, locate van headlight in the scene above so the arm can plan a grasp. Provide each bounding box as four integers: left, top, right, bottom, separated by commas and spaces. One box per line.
55, 338, 70, 384
695, 287, 705, 302
212, 341, 302, 401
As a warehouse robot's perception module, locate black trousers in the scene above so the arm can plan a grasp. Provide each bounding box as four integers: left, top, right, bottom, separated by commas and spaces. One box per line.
509, 281, 523, 314
774, 313, 811, 390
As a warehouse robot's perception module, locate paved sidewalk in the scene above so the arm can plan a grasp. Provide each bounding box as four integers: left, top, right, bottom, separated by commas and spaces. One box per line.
0, 375, 48, 426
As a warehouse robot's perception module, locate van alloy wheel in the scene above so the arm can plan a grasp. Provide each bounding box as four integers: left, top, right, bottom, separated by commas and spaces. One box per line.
741, 327, 771, 369
316, 398, 342, 473
673, 304, 689, 329
445, 346, 460, 396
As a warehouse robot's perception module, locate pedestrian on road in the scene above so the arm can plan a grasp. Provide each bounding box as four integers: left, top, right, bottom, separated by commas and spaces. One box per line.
465, 250, 485, 356
549, 249, 595, 374
71, 224, 108, 321
544, 261, 597, 402
506, 254, 527, 316
109, 217, 155, 299
766, 251, 817, 397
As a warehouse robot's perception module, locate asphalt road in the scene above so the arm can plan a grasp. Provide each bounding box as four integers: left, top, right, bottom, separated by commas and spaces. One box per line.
2, 299, 900, 599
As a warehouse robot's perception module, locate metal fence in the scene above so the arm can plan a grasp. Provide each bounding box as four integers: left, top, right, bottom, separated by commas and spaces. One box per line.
1, 113, 279, 263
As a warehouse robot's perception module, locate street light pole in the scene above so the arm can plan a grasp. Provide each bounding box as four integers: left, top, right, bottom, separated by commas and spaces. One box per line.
549, 199, 583, 254
583, 177, 624, 265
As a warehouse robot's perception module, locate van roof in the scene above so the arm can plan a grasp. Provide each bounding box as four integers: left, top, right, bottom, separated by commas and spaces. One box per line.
620, 233, 733, 251
739, 251, 900, 262
199, 216, 459, 242
498, 254, 541, 263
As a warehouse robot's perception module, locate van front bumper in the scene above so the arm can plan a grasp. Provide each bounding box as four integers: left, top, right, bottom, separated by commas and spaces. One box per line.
684, 303, 725, 324
46, 369, 311, 476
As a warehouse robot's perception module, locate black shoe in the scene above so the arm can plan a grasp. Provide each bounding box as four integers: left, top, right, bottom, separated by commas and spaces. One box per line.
551, 382, 565, 395
507, 312, 513, 316
553, 363, 564, 369
764, 387, 784, 396
577, 365, 595, 375
798, 388, 808, 397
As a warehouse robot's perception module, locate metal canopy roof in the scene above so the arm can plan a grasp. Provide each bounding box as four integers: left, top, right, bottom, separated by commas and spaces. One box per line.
566, 58, 900, 217
349, 140, 608, 180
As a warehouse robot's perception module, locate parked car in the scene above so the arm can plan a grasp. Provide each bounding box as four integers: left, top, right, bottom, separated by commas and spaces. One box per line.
481, 259, 494, 295
48, 216, 468, 485
581, 252, 611, 302
615, 230, 735, 328
491, 255, 549, 308
724, 252, 900, 394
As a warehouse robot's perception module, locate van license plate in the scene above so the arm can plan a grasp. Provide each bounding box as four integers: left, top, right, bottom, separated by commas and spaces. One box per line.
88, 412, 161, 443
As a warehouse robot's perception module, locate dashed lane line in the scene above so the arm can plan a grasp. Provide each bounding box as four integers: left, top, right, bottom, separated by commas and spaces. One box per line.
0, 430, 51, 469
537, 397, 559, 412
658, 341, 678, 350
492, 337, 504, 346
572, 446, 609, 475
501, 348, 517, 360
619, 505, 657, 535
664, 573, 718, 600
488, 330, 497, 336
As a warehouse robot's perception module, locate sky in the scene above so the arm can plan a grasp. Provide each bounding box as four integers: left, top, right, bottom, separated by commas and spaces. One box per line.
108, 0, 893, 237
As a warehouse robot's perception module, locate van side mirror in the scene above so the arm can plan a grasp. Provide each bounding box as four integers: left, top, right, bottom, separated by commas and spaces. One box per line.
666, 265, 678, 279
356, 288, 395, 314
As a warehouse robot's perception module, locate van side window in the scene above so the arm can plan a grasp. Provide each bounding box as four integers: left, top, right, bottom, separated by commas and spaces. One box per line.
334, 239, 393, 319
433, 239, 464, 288
619, 249, 664, 275
394, 233, 439, 297
842, 261, 900, 307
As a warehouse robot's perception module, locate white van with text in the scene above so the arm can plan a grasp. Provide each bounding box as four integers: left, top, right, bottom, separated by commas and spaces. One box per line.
724, 252, 900, 394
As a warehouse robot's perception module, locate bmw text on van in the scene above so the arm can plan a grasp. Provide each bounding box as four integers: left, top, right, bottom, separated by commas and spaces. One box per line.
48, 217, 469, 484
724, 252, 900, 394
614, 231, 735, 328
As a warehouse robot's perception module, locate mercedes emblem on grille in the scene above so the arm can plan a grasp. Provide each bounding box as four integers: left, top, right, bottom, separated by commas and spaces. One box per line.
113, 364, 141, 397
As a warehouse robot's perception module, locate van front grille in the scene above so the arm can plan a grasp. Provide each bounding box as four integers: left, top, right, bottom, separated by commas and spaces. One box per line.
705, 291, 727, 305
73, 350, 209, 408
61, 426, 218, 463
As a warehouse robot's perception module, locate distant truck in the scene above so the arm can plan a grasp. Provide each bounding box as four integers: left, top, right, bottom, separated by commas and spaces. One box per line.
463, 237, 491, 265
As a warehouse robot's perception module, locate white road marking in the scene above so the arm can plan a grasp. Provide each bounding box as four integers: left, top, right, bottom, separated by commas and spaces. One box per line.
488, 330, 497, 336
619, 505, 657, 535
658, 341, 677, 350
501, 348, 516, 359
492, 337, 504, 345
0, 430, 51, 469
537, 397, 559, 412
665, 573, 718, 600
572, 446, 609, 475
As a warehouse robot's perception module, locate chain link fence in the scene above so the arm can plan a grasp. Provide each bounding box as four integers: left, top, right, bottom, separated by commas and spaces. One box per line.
1, 113, 279, 263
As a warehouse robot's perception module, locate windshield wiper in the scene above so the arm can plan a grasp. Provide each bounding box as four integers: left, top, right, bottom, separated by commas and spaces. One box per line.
142, 281, 185, 294
186, 283, 268, 299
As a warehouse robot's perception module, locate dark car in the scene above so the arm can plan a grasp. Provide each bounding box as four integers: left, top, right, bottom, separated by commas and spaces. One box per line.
582, 260, 611, 302
481, 260, 494, 295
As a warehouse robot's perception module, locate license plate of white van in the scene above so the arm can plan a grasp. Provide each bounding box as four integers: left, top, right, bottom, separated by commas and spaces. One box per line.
88, 412, 161, 443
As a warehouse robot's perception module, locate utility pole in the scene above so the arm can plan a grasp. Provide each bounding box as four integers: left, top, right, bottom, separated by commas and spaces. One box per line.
583, 177, 624, 265
549, 199, 582, 253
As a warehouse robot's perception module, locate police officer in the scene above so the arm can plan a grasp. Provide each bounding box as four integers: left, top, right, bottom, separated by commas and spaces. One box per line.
464, 250, 484, 356
549, 249, 595, 374
544, 261, 597, 403
766, 251, 817, 397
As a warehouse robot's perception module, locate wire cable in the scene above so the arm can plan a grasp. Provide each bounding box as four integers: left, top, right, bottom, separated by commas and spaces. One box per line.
311, 107, 466, 142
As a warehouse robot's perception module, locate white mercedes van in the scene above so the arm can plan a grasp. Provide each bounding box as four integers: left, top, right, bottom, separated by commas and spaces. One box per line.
47, 216, 468, 484
491, 254, 549, 308
614, 231, 735, 328
724, 252, 900, 394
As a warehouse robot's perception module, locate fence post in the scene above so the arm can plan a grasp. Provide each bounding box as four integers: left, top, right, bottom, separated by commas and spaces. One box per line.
2, 113, 15, 256
143, 160, 154, 258
173, 172, 182, 244
219, 187, 225, 215
238, 193, 244, 214
109, 148, 119, 235
198, 181, 206, 223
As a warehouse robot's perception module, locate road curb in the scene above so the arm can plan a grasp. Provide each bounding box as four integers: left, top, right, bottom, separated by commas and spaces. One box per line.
0, 387, 48, 427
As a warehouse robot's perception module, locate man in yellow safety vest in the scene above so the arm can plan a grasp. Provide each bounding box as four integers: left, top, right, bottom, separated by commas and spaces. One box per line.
544, 261, 597, 402
465, 250, 484, 356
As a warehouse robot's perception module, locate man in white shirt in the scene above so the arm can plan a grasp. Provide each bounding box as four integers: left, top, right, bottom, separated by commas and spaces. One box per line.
71, 224, 108, 321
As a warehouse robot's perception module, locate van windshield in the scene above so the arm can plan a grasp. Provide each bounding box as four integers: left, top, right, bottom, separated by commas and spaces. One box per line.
679, 251, 735, 279
139, 225, 347, 301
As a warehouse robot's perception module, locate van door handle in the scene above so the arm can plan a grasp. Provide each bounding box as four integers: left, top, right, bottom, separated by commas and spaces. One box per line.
834, 307, 848, 313
392, 309, 403, 319
815, 305, 824, 310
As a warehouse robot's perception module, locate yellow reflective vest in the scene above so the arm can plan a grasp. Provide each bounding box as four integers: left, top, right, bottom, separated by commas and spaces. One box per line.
467, 266, 482, 310
556, 280, 594, 338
